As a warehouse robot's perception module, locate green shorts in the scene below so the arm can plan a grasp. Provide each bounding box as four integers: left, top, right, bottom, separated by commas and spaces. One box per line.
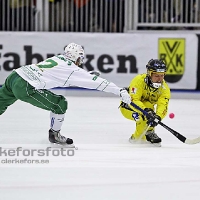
0, 71, 67, 115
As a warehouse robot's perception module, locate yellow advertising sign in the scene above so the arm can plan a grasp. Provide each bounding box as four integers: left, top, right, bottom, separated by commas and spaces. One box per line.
158, 38, 185, 82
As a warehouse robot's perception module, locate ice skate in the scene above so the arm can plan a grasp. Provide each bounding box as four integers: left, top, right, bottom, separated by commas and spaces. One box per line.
145, 130, 161, 147
49, 129, 75, 148
129, 135, 148, 144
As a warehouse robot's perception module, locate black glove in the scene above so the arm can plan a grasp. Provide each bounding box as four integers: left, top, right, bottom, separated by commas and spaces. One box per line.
144, 108, 161, 127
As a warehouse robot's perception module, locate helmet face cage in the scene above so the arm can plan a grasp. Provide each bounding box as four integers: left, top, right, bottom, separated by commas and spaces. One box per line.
64, 43, 85, 66
146, 59, 166, 88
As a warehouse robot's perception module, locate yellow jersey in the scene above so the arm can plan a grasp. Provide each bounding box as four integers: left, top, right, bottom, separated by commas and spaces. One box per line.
128, 73, 171, 119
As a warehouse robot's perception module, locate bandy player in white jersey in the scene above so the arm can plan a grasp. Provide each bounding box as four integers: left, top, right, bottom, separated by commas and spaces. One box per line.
0, 43, 131, 147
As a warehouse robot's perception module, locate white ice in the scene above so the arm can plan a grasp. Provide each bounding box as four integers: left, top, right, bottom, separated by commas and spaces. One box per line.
1, 91, 200, 200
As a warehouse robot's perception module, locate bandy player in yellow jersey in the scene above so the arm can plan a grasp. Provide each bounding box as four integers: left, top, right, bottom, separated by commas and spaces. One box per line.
120, 59, 171, 147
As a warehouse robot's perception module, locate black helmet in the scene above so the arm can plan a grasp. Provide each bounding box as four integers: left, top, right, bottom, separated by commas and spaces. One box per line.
146, 59, 166, 75
145, 59, 166, 88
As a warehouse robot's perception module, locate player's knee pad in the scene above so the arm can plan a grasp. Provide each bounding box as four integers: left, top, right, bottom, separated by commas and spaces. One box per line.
120, 106, 134, 120
120, 106, 144, 122
54, 96, 68, 114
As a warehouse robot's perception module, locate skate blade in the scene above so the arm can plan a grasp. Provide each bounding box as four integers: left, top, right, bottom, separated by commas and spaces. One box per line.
129, 138, 147, 144
148, 142, 161, 147
49, 143, 78, 150
129, 138, 161, 147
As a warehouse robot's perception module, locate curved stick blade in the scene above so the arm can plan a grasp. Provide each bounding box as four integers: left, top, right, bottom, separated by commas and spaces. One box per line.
185, 137, 200, 144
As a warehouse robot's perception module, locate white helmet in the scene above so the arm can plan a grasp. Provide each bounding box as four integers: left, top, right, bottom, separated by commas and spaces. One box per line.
64, 43, 85, 66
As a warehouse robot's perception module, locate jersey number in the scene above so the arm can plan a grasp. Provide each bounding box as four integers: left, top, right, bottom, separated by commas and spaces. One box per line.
37, 59, 58, 69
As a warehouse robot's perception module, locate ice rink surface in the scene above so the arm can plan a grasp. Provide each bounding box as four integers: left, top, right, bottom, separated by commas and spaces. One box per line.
1, 93, 200, 200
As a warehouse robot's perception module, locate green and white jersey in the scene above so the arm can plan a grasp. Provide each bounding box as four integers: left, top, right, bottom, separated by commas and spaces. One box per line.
15, 55, 121, 96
